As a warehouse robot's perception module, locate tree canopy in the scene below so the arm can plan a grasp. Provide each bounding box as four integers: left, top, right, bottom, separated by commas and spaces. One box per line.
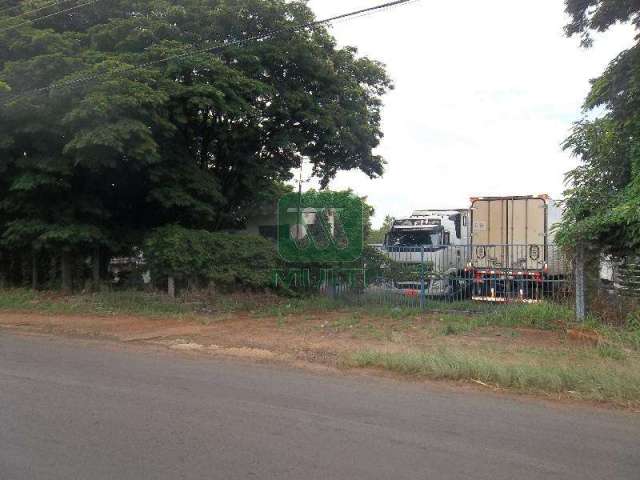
565, 0, 640, 46
558, 0, 640, 255
367, 214, 394, 244
0, 0, 392, 288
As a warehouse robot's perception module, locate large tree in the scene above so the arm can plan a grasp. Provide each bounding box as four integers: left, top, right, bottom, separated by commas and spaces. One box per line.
0, 0, 391, 288
559, 0, 640, 256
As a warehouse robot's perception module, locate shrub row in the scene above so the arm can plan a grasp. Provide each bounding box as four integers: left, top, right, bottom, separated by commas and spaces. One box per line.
144, 225, 279, 290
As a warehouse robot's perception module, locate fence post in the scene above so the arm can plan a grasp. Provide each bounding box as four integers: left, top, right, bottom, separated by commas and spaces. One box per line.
420, 245, 426, 309
168, 276, 175, 298
575, 244, 586, 322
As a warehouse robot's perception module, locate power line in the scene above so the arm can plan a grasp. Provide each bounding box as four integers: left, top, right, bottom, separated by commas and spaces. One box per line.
0, 0, 103, 33
2, 0, 418, 105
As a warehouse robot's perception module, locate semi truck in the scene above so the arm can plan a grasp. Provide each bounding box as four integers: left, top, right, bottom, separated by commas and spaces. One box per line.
467, 195, 568, 301
383, 209, 469, 260
377, 196, 569, 301
379, 209, 470, 296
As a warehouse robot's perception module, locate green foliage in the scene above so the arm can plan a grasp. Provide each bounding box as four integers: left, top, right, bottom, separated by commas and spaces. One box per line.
565, 0, 640, 46
0, 0, 392, 289
559, 54, 640, 253
560, 2, 640, 255
144, 225, 279, 290
367, 214, 394, 244
362, 244, 421, 283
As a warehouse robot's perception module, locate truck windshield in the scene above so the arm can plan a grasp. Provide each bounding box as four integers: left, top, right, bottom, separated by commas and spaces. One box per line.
387, 231, 439, 247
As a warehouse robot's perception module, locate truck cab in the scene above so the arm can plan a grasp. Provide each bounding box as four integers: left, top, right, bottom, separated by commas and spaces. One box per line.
384, 210, 469, 252
377, 209, 470, 297
381, 210, 469, 266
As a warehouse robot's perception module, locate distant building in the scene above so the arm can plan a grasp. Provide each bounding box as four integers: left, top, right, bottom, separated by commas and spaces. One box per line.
243, 213, 278, 241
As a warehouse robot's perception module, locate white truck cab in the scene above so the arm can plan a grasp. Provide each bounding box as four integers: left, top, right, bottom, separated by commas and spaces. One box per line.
385, 210, 469, 250
382, 209, 470, 269
377, 209, 470, 296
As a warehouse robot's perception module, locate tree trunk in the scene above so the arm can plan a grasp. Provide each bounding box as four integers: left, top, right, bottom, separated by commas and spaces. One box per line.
92, 246, 101, 288
31, 251, 38, 290
49, 255, 57, 288
21, 255, 30, 288
0, 253, 6, 289
61, 251, 73, 294
168, 276, 175, 298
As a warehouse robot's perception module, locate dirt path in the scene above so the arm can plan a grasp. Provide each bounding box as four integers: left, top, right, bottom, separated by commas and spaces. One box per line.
0, 309, 564, 365
0, 311, 395, 366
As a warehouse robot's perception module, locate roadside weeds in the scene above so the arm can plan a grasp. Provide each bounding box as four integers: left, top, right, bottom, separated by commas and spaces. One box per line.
341, 348, 640, 407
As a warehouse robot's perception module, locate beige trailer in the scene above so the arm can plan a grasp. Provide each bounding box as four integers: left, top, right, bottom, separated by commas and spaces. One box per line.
469, 195, 568, 300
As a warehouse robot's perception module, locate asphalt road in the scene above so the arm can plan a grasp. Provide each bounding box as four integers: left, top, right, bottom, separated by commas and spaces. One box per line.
0, 333, 638, 480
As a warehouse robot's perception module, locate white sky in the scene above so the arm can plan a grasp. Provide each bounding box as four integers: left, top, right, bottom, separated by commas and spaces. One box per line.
305, 0, 636, 228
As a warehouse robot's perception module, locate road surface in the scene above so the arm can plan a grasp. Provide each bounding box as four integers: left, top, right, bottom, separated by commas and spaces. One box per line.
0, 333, 638, 479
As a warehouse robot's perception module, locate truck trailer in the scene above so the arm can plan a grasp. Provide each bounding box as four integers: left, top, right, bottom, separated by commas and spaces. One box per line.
468, 195, 568, 301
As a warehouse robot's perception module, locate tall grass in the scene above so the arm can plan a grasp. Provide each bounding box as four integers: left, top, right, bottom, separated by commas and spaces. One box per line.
590, 322, 640, 352
482, 303, 574, 328
0, 289, 193, 318
344, 348, 640, 405
0, 289, 577, 326
436, 303, 573, 335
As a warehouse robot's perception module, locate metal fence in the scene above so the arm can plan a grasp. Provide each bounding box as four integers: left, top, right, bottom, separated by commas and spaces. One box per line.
279, 244, 574, 311
585, 255, 640, 325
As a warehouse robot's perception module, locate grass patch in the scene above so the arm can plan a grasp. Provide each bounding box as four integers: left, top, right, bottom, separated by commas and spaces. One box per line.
433, 303, 573, 337
441, 323, 463, 336
588, 320, 640, 352
343, 348, 640, 406
251, 296, 341, 318
597, 343, 628, 361
476, 303, 573, 329
330, 313, 362, 332
0, 289, 627, 348
0, 289, 194, 318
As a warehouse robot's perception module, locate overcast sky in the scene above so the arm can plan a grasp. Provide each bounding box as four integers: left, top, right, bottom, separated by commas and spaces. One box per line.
305, 0, 636, 227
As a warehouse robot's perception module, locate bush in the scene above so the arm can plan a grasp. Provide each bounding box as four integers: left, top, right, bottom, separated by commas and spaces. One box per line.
361, 245, 419, 284
144, 225, 279, 291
